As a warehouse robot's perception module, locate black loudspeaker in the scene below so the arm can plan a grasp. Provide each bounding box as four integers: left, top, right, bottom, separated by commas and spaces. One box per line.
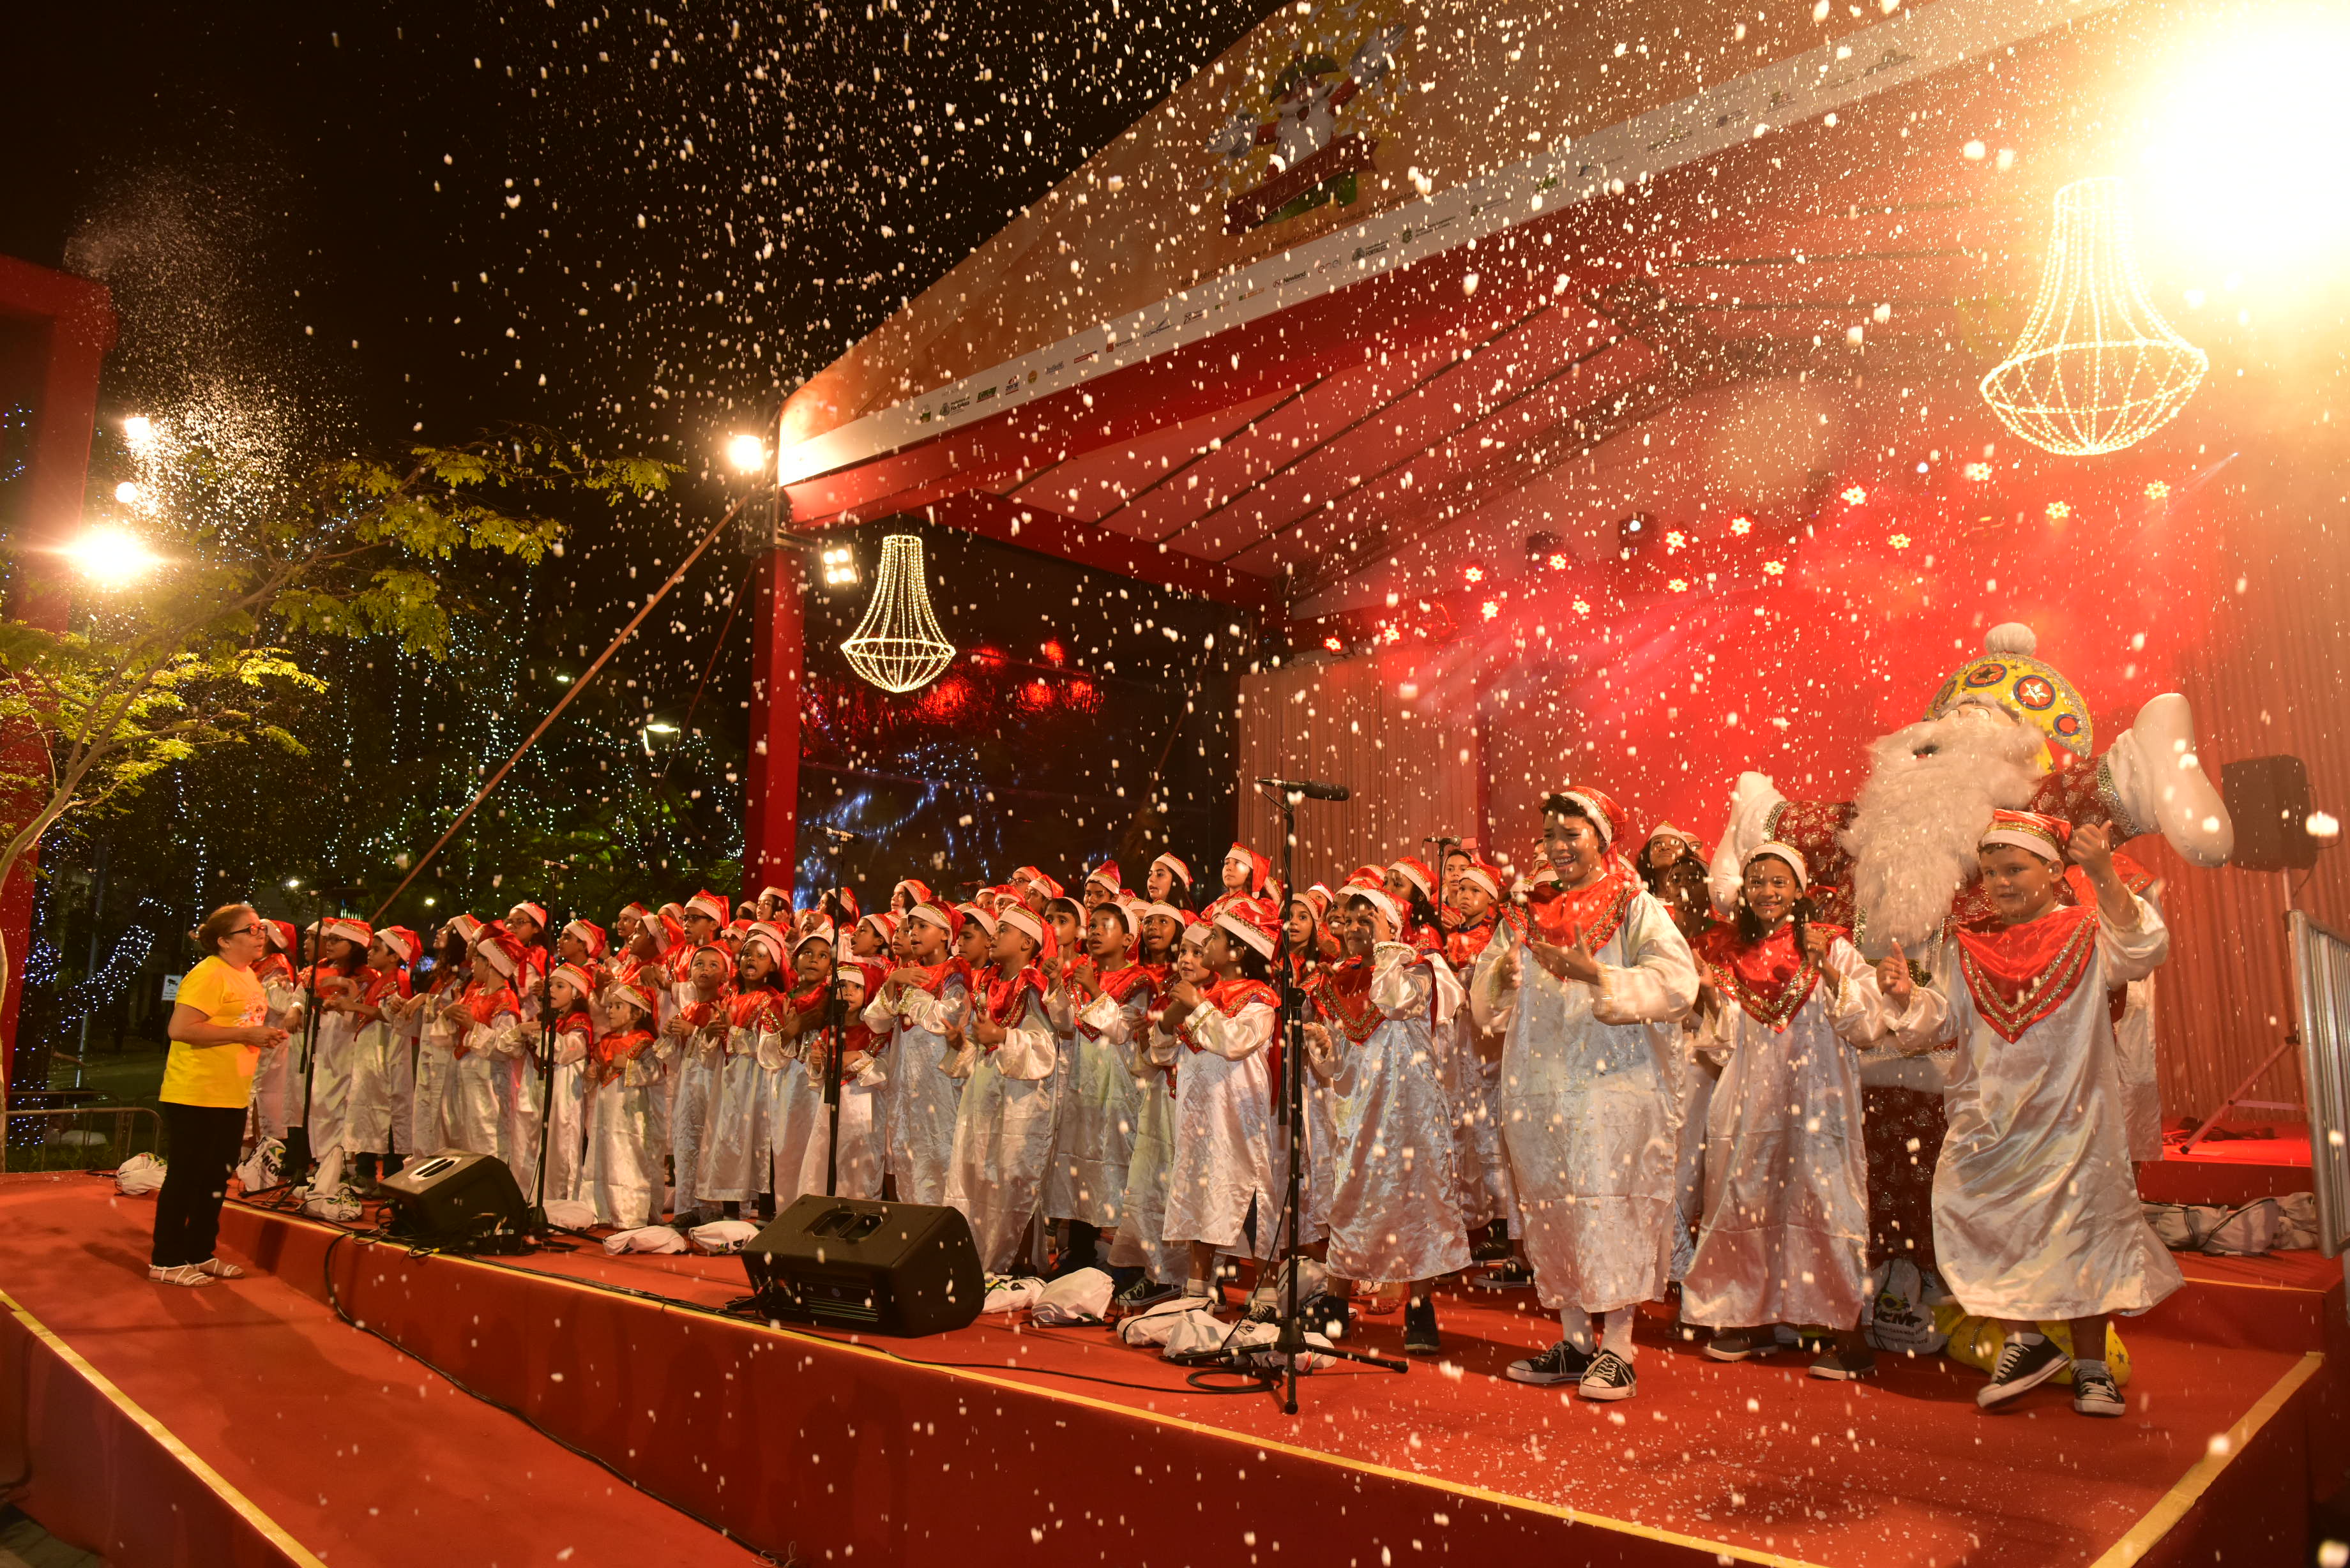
379, 1149, 529, 1250
2221, 755, 2319, 872
743, 1195, 983, 1336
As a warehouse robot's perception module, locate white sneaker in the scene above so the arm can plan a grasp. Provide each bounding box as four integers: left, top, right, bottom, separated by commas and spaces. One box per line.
148, 1263, 216, 1287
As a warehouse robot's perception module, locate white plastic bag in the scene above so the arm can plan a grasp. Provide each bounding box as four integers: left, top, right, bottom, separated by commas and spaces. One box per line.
1866, 1258, 1950, 1355
114, 1152, 165, 1196
1116, 1295, 1201, 1348
983, 1275, 1047, 1314
542, 1198, 598, 1232
603, 1225, 688, 1255
1031, 1267, 1115, 1325
235, 1139, 285, 1195
688, 1218, 762, 1254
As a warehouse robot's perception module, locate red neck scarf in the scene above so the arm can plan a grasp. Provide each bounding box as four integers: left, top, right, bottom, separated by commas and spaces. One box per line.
252, 953, 295, 986
1095, 961, 1158, 1007
1955, 902, 2101, 1042
1308, 956, 1381, 1043
1526, 865, 1637, 952
902, 957, 962, 996
1444, 914, 1499, 970
462, 981, 519, 1028
592, 1027, 653, 1072
1695, 920, 1842, 1032
674, 982, 732, 1030
981, 964, 1049, 1030
552, 1005, 596, 1043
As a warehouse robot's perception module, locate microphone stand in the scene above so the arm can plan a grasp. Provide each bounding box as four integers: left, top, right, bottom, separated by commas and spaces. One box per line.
822, 967, 847, 1198
1193, 783, 1407, 1410
287, 883, 360, 1203
525, 908, 561, 1240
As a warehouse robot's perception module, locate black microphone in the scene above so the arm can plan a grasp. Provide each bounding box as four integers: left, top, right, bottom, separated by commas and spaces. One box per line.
1256, 777, 1351, 802
822, 825, 863, 841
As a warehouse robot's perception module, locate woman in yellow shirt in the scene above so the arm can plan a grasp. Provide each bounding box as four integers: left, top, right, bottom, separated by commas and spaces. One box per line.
150, 904, 289, 1286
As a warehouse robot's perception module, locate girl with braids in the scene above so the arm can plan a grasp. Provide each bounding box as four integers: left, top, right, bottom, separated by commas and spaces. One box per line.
942, 904, 1061, 1272
1681, 844, 1885, 1380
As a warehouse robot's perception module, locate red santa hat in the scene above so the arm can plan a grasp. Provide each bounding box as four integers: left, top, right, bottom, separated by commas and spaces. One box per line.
1086, 859, 1123, 894
506, 901, 549, 931
1646, 822, 1704, 856
1150, 852, 1193, 889
743, 921, 792, 965
998, 903, 1046, 952
479, 932, 527, 979
908, 901, 962, 938
322, 917, 373, 947
377, 925, 421, 965
445, 912, 485, 944
1304, 883, 1334, 916
1225, 843, 1271, 896
793, 923, 837, 957
1096, 896, 1146, 935
1346, 887, 1405, 940
1139, 900, 1188, 928
1388, 856, 1436, 900
617, 901, 650, 926
1980, 810, 2072, 864
563, 918, 609, 959
757, 884, 791, 905
847, 959, 891, 997
893, 878, 936, 910
830, 886, 861, 921
263, 919, 298, 954
1744, 841, 1812, 891
642, 910, 685, 956
550, 961, 599, 1002
605, 980, 655, 1019
656, 900, 686, 924
1546, 784, 1627, 848
1179, 915, 1213, 949
1213, 897, 1281, 960
1458, 861, 1506, 901
685, 891, 729, 925
857, 911, 900, 944
956, 902, 1001, 939
1344, 865, 1384, 891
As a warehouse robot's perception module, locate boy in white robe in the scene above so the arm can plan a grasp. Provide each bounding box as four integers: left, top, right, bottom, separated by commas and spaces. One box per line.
582, 983, 662, 1229
943, 905, 1061, 1272
1881, 811, 2179, 1418
865, 903, 968, 1205
1107, 912, 1202, 1313
1301, 888, 1473, 1355
1054, 898, 1158, 1276
1483, 787, 1698, 1403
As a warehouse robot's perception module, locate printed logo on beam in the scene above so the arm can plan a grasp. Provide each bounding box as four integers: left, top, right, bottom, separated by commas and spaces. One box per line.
1204, 0, 1414, 236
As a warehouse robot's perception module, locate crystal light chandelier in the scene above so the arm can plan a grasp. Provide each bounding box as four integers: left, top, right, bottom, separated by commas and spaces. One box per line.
1979, 176, 2208, 457
840, 534, 956, 693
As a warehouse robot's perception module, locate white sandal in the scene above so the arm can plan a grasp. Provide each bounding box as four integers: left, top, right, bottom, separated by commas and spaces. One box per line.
148, 1263, 216, 1287
199, 1257, 246, 1279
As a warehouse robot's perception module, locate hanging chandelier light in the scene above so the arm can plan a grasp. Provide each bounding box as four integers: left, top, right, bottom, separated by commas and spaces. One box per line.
1978, 176, 2208, 457
840, 534, 957, 693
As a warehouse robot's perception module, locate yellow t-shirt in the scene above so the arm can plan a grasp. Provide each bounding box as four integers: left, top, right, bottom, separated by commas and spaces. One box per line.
160, 956, 270, 1109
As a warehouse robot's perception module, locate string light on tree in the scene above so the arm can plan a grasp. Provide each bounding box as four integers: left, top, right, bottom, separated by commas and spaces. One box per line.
1980, 177, 2208, 456
840, 534, 957, 693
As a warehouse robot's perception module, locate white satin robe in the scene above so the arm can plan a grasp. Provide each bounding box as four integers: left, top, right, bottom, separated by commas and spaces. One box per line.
246, 970, 303, 1146
865, 975, 967, 1205
450, 1007, 518, 1161
770, 1027, 889, 1204
1891, 896, 2182, 1321
1680, 934, 1881, 1331
943, 993, 1060, 1272
1108, 1027, 1187, 1283
543, 1021, 593, 1205
699, 1012, 778, 1205
584, 1048, 662, 1229
1462, 939, 1523, 1235
665, 991, 728, 1218
1049, 982, 1152, 1228
1158, 996, 1284, 1260
1315, 946, 1474, 1285
1484, 892, 1698, 1315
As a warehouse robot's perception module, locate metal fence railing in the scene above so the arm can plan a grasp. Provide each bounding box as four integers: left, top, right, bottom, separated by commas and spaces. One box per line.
1, 1104, 162, 1173
2288, 910, 2350, 1269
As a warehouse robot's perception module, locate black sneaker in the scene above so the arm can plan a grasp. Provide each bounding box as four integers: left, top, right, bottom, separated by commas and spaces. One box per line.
1578, 1348, 1638, 1401
1469, 1257, 1537, 1291
1403, 1297, 1441, 1355
1808, 1345, 1876, 1382
1705, 1329, 1779, 1362
1298, 1290, 1353, 1340
1505, 1340, 1593, 1386
2072, 1362, 2125, 1417
1471, 1223, 1515, 1263
1977, 1335, 2070, 1408
1110, 1274, 1181, 1316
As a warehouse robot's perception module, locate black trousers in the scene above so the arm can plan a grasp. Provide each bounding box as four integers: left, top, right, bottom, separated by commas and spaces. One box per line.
151, 1101, 247, 1268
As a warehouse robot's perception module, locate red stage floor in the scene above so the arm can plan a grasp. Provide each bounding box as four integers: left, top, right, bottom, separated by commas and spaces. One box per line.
1, 1171, 2340, 1567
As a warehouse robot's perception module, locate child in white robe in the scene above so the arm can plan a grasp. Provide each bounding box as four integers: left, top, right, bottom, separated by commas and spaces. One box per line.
1051, 898, 1158, 1275
1301, 888, 1473, 1355
1155, 899, 1285, 1299
1682, 843, 1884, 1380
1881, 811, 2179, 1418
535, 962, 601, 1205
773, 961, 890, 1203
1483, 787, 1698, 1403
943, 905, 1060, 1272
660, 942, 736, 1224
865, 903, 967, 1205
1107, 910, 1199, 1313
698, 927, 792, 1214
438, 937, 524, 1160
583, 983, 662, 1229
245, 922, 304, 1152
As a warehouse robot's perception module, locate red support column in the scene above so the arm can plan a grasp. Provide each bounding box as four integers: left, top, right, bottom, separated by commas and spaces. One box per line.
741, 545, 804, 905
0, 259, 117, 1090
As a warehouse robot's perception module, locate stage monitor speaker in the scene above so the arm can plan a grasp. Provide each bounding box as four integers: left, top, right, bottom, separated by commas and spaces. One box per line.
743, 1195, 983, 1337
2221, 755, 2318, 872
379, 1149, 529, 1249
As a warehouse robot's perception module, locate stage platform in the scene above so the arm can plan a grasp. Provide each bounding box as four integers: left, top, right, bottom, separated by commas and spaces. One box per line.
0, 1171, 2341, 1568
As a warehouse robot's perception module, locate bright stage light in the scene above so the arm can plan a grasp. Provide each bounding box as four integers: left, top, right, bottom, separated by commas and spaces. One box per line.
62, 524, 160, 590
819, 543, 859, 588
122, 416, 155, 450
726, 432, 769, 474
114, 481, 141, 505
2134, 5, 2350, 280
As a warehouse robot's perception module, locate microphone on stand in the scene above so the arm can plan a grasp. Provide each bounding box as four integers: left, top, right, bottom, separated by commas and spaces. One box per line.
1255, 777, 1351, 802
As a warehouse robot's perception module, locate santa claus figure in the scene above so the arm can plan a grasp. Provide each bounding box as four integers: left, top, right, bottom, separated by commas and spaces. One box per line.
1708, 623, 2232, 959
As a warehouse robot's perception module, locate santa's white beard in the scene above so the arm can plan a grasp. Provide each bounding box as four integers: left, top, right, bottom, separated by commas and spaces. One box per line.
1840, 713, 2043, 952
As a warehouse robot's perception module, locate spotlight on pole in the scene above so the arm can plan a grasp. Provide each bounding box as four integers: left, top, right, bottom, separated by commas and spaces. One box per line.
62, 524, 161, 590
819, 543, 860, 589
727, 432, 769, 475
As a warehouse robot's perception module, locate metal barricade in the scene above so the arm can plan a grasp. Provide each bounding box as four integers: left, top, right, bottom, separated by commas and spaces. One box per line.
2288, 911, 2350, 1270
0, 1104, 163, 1173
